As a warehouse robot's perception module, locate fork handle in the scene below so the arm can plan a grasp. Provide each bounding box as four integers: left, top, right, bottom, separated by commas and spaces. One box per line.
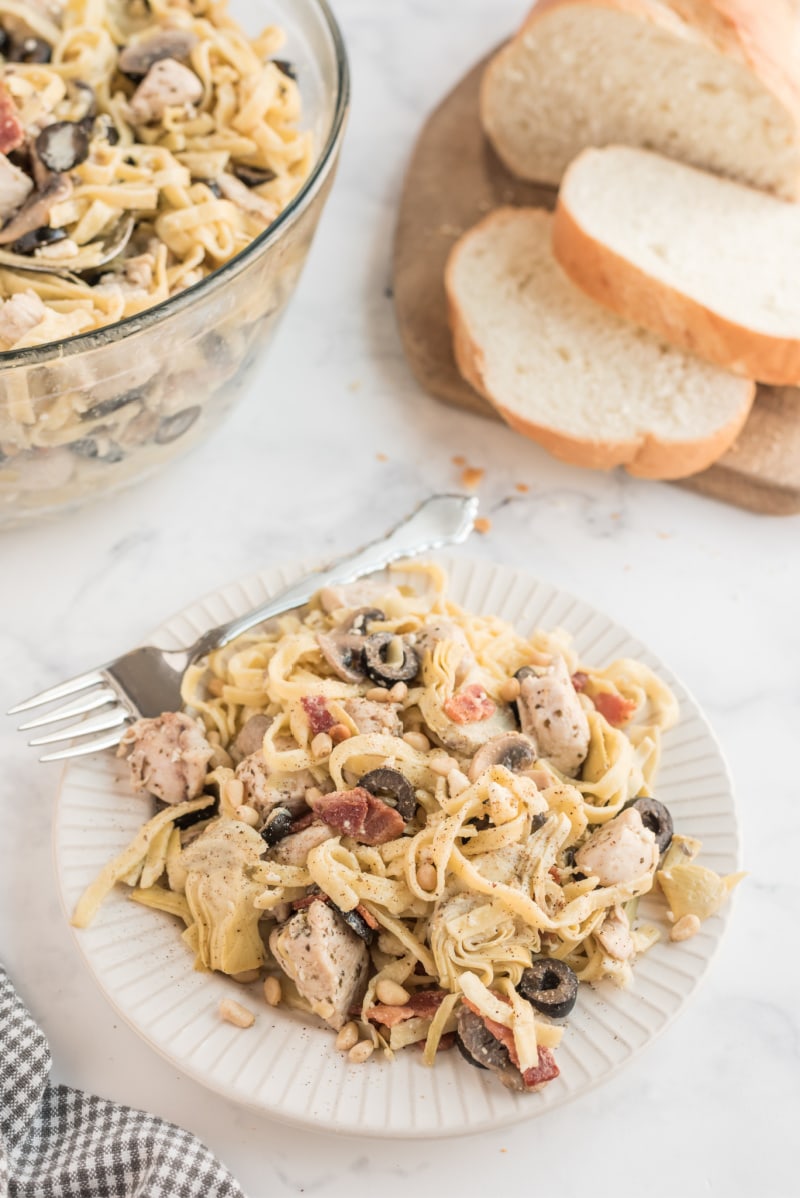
190, 493, 478, 658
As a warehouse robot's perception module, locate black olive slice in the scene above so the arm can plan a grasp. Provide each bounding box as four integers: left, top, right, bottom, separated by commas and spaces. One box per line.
362, 632, 420, 686
155, 406, 201, 444
261, 806, 293, 846
624, 796, 673, 853
316, 631, 365, 683
334, 904, 376, 945
81, 385, 148, 422
518, 958, 578, 1020
360, 767, 416, 821
11, 37, 52, 63
347, 607, 385, 636
272, 58, 297, 80
11, 226, 67, 255
233, 163, 277, 188
155, 795, 218, 829
468, 732, 537, 782
35, 121, 90, 173
118, 29, 198, 78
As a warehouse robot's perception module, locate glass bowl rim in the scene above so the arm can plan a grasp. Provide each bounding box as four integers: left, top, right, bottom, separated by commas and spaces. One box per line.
0, 0, 349, 370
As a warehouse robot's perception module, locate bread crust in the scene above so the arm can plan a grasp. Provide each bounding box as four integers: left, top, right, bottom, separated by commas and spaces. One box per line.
445, 208, 755, 481
480, 0, 800, 197
553, 159, 800, 386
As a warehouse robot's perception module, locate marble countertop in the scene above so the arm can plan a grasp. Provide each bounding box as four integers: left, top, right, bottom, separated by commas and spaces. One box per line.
1, 1, 798, 1194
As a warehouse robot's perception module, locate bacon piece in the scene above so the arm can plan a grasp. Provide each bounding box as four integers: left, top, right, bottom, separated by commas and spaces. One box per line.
301, 695, 335, 736
0, 84, 24, 155
571, 671, 589, 692
443, 683, 496, 725
463, 997, 560, 1090
289, 810, 317, 833
592, 690, 637, 727
355, 903, 379, 930
308, 786, 404, 846
291, 892, 327, 911
365, 989, 449, 1027
548, 865, 561, 883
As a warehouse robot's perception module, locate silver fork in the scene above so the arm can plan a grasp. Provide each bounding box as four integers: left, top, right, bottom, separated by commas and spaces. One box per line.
9, 494, 478, 762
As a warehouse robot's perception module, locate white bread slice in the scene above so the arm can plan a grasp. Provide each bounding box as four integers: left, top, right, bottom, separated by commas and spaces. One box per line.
553, 145, 800, 386
445, 208, 754, 479
481, 0, 800, 198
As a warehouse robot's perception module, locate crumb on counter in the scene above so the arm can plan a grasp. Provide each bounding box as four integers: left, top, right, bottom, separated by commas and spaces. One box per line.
515, 482, 529, 493
474, 517, 492, 534
376, 452, 388, 462
460, 466, 485, 489
452, 454, 466, 466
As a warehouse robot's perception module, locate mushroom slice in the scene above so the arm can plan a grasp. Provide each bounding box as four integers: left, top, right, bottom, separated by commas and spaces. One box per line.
516, 656, 590, 778
118, 28, 199, 77
231, 713, 271, 763
468, 733, 537, 782
0, 173, 72, 246
316, 630, 365, 683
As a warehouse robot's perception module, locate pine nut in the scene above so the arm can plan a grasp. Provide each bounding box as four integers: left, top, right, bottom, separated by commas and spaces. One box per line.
366, 686, 392, 703
447, 768, 470, 797
375, 978, 410, 1006
430, 754, 458, 777
348, 1039, 375, 1063
315, 999, 336, 1021
499, 677, 521, 703
207, 677, 224, 697
335, 1021, 360, 1052
305, 786, 323, 804
390, 681, 409, 702
235, 804, 260, 827
219, 998, 255, 1028
311, 732, 333, 758
403, 730, 430, 752
224, 778, 244, 806
263, 976, 282, 1006
329, 722, 352, 744
416, 863, 437, 892
670, 913, 701, 942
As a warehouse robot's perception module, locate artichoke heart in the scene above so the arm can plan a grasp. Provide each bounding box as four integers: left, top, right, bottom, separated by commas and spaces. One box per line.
658, 862, 745, 922
180, 818, 267, 975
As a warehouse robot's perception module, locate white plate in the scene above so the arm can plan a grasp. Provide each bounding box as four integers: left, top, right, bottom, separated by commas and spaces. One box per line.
54, 555, 741, 1138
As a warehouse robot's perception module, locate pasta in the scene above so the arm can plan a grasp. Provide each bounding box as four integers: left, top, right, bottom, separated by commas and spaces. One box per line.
0, 0, 310, 343
0, 0, 315, 514
74, 565, 743, 1093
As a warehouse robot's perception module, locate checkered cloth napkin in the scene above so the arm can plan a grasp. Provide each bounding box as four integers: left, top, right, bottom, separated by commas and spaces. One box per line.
1, 965, 245, 1198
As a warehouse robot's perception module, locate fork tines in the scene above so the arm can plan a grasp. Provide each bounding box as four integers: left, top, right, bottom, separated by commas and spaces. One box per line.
8, 671, 132, 762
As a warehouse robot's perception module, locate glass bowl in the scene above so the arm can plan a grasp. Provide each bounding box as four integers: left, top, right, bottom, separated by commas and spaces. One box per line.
0, 0, 348, 528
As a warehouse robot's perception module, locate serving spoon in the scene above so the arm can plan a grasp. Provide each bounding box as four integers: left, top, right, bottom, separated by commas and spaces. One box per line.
0, 214, 135, 283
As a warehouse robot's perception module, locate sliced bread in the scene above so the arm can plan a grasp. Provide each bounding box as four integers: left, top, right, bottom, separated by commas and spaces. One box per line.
480, 0, 800, 198
553, 145, 800, 385
445, 208, 754, 479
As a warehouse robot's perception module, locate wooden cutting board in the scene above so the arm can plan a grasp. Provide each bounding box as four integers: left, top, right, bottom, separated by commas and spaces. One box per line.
393, 52, 800, 516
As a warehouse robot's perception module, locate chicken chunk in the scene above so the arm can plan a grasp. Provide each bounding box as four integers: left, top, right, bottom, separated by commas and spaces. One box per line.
269, 901, 369, 1028
517, 656, 590, 777
218, 172, 277, 224
594, 905, 635, 961
235, 751, 313, 819
117, 712, 213, 804
0, 153, 32, 221
575, 808, 659, 887
0, 291, 47, 350
342, 697, 402, 737
128, 58, 203, 124
270, 821, 336, 865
